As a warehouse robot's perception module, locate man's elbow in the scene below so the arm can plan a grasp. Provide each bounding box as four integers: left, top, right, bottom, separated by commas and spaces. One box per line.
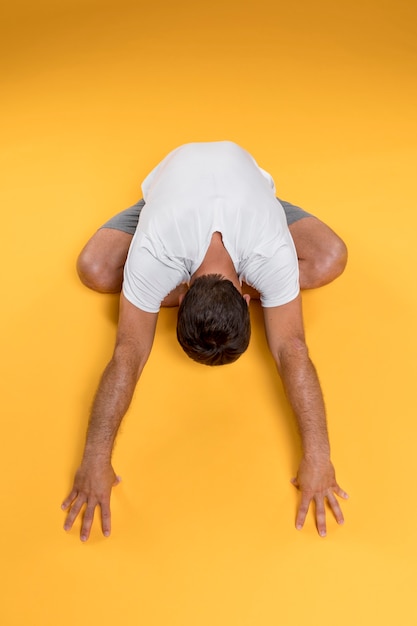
273, 336, 310, 373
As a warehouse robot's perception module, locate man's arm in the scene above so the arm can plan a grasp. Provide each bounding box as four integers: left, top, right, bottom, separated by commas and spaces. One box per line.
61, 294, 158, 541
263, 295, 348, 536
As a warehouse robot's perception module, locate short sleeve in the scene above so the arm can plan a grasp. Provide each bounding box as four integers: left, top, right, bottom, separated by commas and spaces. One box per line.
123, 234, 187, 313
241, 234, 300, 307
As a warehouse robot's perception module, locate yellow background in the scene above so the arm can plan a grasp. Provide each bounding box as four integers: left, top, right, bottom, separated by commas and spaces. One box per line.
1, 0, 416, 624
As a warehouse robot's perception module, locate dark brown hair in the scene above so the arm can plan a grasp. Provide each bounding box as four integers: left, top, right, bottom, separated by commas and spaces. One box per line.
176, 274, 251, 366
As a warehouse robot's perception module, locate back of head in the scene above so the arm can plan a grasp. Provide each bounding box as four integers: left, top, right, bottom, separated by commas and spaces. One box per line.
176, 274, 251, 366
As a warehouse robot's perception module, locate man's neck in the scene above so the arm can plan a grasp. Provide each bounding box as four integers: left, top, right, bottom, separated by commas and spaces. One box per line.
191, 232, 242, 292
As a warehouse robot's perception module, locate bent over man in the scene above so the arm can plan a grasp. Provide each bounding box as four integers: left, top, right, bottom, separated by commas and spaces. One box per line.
62, 141, 348, 541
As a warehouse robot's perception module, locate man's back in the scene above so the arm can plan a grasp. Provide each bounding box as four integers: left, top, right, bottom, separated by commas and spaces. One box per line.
123, 141, 299, 313
142, 140, 275, 206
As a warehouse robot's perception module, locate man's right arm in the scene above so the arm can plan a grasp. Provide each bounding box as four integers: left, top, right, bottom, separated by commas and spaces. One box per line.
61, 294, 158, 541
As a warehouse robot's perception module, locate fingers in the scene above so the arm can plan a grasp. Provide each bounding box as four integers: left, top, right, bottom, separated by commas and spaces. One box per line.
294, 483, 348, 535
326, 492, 344, 525
100, 501, 112, 537
314, 497, 327, 537
63, 497, 107, 541
62, 484, 116, 540
61, 465, 119, 540
61, 489, 77, 511
295, 493, 311, 530
315, 489, 347, 536
80, 502, 98, 542
63, 494, 86, 532
334, 483, 349, 500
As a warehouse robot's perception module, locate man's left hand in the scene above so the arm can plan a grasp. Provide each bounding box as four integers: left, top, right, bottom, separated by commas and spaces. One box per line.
291, 456, 348, 537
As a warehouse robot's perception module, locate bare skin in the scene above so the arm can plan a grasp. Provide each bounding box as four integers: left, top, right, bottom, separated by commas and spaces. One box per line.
63, 221, 348, 541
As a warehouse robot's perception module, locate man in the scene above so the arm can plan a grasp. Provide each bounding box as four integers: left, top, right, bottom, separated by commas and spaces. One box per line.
62, 141, 349, 541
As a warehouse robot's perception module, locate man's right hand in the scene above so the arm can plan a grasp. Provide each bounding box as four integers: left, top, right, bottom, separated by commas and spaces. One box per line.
61, 462, 121, 542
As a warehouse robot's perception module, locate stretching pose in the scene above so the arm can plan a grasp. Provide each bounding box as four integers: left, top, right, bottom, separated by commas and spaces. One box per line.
62, 141, 348, 541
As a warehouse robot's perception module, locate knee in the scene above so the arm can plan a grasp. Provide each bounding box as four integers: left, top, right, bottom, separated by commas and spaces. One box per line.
328, 235, 348, 275
76, 247, 122, 293
316, 235, 348, 284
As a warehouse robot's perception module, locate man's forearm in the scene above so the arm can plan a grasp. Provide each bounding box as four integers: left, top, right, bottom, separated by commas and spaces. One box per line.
82, 347, 143, 464
277, 343, 330, 459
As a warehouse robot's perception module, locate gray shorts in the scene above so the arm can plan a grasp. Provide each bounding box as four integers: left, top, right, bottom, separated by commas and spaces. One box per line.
100, 197, 314, 235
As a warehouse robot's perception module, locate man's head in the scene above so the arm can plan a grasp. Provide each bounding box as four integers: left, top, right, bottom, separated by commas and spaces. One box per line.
176, 274, 251, 366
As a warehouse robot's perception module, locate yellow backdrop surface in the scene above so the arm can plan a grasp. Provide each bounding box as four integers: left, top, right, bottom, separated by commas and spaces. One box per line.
1, 1, 416, 624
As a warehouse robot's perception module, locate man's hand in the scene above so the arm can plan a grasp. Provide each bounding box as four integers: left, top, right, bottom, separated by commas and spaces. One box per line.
61, 462, 121, 542
291, 456, 348, 537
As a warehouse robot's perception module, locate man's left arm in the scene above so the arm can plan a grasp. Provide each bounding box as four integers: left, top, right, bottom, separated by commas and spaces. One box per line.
263, 294, 348, 536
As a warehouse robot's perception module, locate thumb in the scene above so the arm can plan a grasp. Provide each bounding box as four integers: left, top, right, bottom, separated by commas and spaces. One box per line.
334, 483, 349, 499
113, 475, 122, 487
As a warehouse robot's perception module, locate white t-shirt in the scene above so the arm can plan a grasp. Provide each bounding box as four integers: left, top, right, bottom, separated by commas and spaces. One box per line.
123, 141, 299, 313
